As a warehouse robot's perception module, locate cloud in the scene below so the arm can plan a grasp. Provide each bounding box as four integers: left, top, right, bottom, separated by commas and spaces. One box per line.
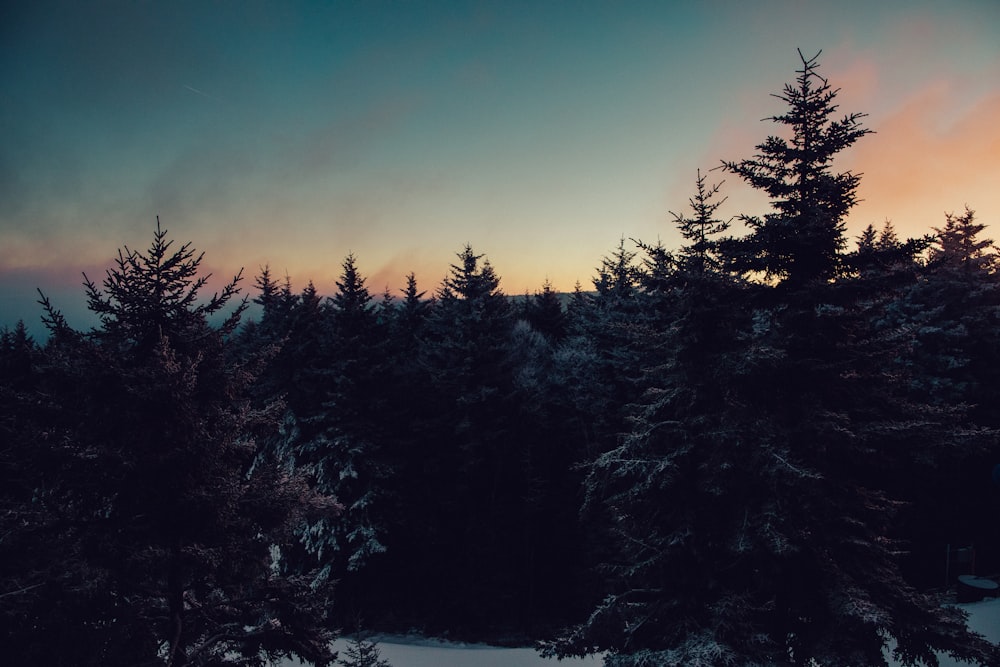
824, 55, 881, 112
845, 83, 1000, 237
291, 93, 423, 175
683, 48, 1000, 244
367, 251, 441, 296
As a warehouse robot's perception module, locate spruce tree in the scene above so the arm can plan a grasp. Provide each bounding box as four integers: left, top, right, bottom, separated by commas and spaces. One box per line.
563, 238, 648, 459
669, 169, 732, 278
0, 322, 49, 655
337, 626, 392, 667
299, 253, 391, 575
723, 49, 871, 287
7, 221, 339, 666
845, 221, 930, 289
396, 272, 432, 343
549, 53, 1000, 667
410, 245, 528, 630
342, 270, 440, 629
547, 171, 753, 667
523, 278, 568, 341
880, 208, 1000, 583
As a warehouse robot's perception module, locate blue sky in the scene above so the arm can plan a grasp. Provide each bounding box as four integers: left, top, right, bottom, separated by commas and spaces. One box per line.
3, 0, 999, 335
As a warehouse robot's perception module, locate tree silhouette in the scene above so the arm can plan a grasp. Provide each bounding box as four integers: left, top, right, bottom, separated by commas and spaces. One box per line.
724, 49, 871, 287
548, 52, 1000, 667
7, 221, 340, 666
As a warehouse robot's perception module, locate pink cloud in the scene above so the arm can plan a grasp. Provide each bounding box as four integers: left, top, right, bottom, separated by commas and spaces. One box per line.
0, 234, 105, 277
686, 47, 1000, 246
824, 54, 880, 113
845, 83, 1000, 238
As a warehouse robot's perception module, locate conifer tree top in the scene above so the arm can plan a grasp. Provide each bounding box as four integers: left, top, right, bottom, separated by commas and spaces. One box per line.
724, 49, 872, 287
77, 217, 246, 349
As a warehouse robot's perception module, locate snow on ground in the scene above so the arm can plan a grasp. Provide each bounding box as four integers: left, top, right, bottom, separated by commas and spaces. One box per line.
331, 636, 602, 667
279, 634, 602, 666
280, 598, 1000, 666
890, 597, 1000, 667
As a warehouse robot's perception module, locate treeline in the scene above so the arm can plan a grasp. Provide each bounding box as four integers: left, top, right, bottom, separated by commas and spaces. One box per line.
228, 247, 602, 638
2, 51, 1000, 666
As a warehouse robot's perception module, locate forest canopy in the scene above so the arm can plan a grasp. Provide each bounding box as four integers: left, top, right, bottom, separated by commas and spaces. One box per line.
2, 51, 999, 667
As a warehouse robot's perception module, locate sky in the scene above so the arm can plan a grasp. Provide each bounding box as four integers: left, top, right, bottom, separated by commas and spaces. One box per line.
2, 0, 999, 336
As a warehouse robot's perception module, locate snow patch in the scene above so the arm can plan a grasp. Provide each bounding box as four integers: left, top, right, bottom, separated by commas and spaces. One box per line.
280, 599, 1000, 666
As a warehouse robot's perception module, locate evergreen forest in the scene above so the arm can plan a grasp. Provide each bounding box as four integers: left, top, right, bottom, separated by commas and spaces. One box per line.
2, 51, 999, 667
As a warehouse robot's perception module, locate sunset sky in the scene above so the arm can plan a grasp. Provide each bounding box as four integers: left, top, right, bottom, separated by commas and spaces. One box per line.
2, 0, 999, 335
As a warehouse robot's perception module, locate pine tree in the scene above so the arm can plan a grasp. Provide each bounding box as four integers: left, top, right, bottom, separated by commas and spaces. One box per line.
82, 217, 247, 352
563, 238, 648, 459
523, 278, 568, 341
669, 169, 731, 278
723, 49, 871, 287
549, 53, 1000, 667
879, 208, 1000, 583
338, 270, 441, 628
6, 221, 340, 666
337, 627, 392, 667
252, 265, 297, 338
884, 208, 1000, 412
396, 272, 432, 344
0, 320, 38, 387
931, 206, 997, 277
330, 252, 375, 335
546, 170, 752, 667
407, 245, 532, 630
299, 253, 391, 575
847, 221, 930, 284
0, 321, 49, 652
269, 280, 329, 456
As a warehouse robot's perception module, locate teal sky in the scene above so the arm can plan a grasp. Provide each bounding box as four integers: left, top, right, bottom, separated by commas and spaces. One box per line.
3, 1, 999, 335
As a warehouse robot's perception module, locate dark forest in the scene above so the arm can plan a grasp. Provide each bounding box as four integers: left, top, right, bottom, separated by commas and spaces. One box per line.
2, 52, 999, 667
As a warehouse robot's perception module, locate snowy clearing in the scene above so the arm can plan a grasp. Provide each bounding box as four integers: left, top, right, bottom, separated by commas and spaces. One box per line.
331, 637, 601, 667
903, 597, 1000, 667
280, 597, 1000, 666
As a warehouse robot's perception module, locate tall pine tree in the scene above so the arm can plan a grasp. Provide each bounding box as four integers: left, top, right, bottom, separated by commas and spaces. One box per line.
549, 53, 999, 667
723, 49, 870, 287
4, 221, 339, 666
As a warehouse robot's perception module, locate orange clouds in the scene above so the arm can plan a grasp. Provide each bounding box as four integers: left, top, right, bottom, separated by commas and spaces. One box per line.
0, 233, 106, 276
846, 82, 1000, 239
825, 56, 880, 112
688, 49, 1000, 248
